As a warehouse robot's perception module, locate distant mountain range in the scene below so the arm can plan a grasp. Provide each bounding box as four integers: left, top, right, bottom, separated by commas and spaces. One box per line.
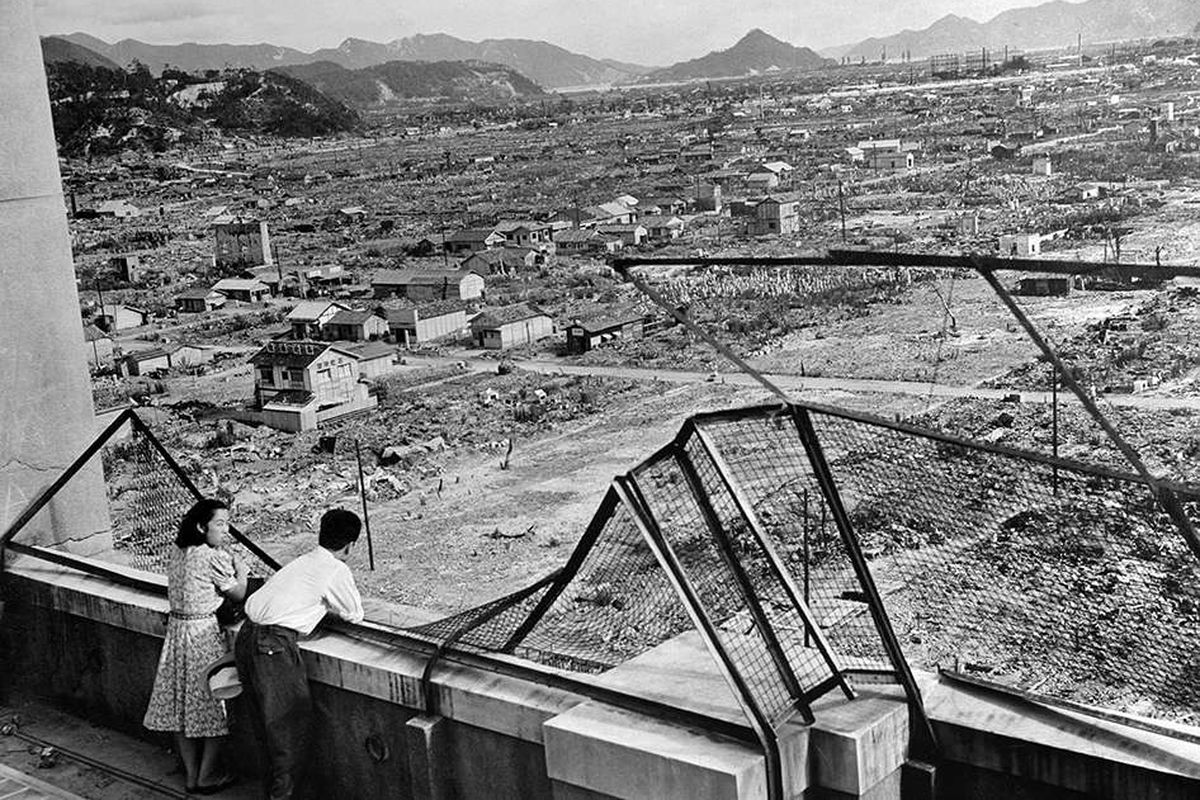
828, 0, 1200, 62
59, 32, 652, 90
313, 34, 649, 88
53, 0, 1200, 99
275, 60, 545, 108
643, 29, 833, 83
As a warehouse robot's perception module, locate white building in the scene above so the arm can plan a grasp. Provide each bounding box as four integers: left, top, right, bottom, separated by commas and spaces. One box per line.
1000, 233, 1041, 257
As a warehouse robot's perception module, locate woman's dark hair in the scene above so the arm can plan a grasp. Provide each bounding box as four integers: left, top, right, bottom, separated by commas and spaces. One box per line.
176, 499, 229, 548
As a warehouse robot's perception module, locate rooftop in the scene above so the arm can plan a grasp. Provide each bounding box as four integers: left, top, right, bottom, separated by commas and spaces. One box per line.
471, 302, 550, 328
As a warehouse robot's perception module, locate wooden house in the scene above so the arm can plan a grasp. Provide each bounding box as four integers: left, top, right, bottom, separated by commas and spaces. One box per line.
470, 303, 554, 350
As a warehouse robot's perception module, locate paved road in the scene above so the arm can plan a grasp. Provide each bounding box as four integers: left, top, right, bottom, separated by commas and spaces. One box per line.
404, 355, 1200, 411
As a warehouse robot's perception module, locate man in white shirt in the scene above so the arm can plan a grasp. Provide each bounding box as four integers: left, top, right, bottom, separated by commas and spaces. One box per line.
234, 508, 365, 800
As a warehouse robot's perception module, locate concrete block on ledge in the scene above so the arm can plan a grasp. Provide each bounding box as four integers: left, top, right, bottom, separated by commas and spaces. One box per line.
544, 700, 796, 800
808, 684, 909, 795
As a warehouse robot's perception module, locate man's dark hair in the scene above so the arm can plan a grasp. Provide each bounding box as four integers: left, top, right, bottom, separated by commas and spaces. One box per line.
319, 508, 361, 550
176, 498, 228, 548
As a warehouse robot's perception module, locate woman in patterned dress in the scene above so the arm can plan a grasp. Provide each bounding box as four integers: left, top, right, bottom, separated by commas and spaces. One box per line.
144, 498, 247, 794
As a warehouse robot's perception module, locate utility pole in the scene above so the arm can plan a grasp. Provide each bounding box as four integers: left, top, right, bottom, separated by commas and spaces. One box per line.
94, 278, 108, 327
354, 439, 375, 571
837, 180, 847, 244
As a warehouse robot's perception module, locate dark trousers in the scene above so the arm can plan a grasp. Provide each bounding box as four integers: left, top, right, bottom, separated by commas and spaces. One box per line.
235, 621, 310, 800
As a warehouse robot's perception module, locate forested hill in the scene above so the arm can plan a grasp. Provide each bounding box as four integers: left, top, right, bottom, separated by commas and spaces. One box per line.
44, 60, 359, 156
275, 59, 546, 108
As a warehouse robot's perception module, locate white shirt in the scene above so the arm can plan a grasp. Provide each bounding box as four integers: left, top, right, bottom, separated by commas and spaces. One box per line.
245, 546, 364, 635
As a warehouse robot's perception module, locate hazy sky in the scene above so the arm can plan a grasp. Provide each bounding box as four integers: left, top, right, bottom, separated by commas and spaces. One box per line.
34, 0, 1068, 64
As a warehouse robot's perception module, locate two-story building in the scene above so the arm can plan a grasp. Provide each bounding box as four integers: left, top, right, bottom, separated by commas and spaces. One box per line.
858, 140, 914, 171
250, 340, 377, 432
748, 194, 801, 236
213, 219, 273, 268
493, 221, 553, 250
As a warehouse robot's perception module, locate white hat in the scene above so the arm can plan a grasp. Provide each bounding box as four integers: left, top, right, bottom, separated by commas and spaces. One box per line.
205, 652, 242, 700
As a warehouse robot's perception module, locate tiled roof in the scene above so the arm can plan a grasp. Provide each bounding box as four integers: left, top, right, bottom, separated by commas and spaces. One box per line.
471, 302, 549, 329
327, 309, 380, 326
445, 227, 500, 243
493, 220, 547, 234
373, 269, 475, 287
250, 340, 331, 368
83, 323, 111, 342
126, 346, 177, 362
340, 341, 395, 361
553, 229, 599, 243
571, 311, 644, 334
286, 301, 342, 322
176, 287, 219, 300
212, 278, 269, 292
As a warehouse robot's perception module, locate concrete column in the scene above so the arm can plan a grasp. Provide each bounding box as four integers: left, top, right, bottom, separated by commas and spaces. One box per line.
406, 714, 450, 800
0, 0, 110, 554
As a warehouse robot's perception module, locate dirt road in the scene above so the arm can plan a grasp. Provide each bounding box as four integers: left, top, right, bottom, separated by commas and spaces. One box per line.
405, 355, 1200, 412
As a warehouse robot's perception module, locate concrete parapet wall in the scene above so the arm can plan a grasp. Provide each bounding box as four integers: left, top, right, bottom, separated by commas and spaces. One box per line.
4, 557, 1199, 800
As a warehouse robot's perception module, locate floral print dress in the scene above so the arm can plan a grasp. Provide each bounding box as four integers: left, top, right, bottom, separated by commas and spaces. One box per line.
143, 545, 236, 737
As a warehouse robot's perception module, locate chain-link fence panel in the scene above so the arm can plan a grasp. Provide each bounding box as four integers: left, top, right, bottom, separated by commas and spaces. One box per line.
693, 411, 891, 671
679, 431, 843, 699
631, 445, 804, 726
405, 490, 694, 673
5, 412, 274, 579
808, 406, 1200, 725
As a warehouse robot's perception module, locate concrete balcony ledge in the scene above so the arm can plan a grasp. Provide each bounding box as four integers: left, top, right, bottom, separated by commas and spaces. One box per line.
921, 673, 1200, 800
7, 553, 1200, 800
1, 555, 579, 745
546, 631, 910, 800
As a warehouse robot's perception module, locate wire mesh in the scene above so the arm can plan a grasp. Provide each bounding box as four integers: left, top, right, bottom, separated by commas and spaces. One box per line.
630, 445, 800, 725
516, 498, 693, 670
693, 414, 890, 670
808, 406, 1200, 725
407, 495, 694, 673
9, 413, 272, 578
680, 432, 836, 695
16, 401, 1200, 735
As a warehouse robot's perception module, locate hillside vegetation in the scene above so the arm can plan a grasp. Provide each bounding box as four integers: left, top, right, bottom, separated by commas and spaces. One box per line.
275, 59, 545, 108
45, 61, 359, 155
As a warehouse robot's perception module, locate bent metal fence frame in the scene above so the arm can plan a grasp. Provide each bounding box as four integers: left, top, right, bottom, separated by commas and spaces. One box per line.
5, 251, 1200, 800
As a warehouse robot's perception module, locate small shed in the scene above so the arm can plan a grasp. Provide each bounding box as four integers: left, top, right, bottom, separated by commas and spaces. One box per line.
384, 302, 469, 346
1000, 233, 1041, 257
176, 287, 227, 314
566, 312, 646, 354
470, 303, 554, 350
323, 309, 390, 342
211, 278, 271, 303
96, 303, 149, 332
1014, 275, 1071, 297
